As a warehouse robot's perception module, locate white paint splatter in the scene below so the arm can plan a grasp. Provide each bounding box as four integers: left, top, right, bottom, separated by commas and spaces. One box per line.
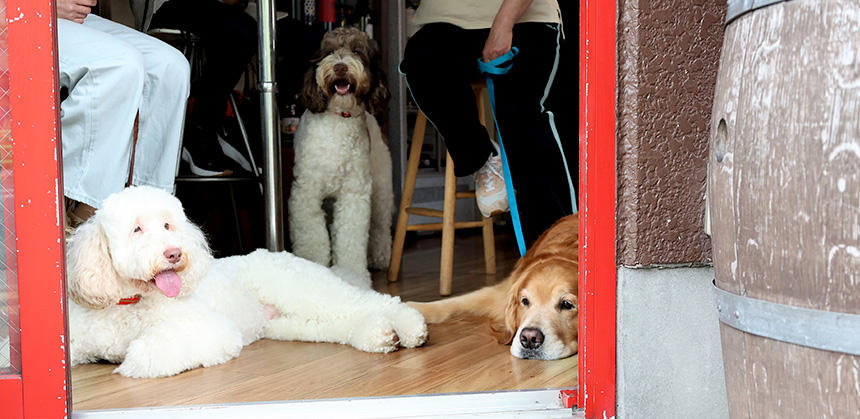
837, 355, 844, 392
853, 358, 860, 397
747, 239, 759, 248
828, 142, 860, 161
837, 178, 846, 192
827, 244, 860, 279
829, 244, 860, 262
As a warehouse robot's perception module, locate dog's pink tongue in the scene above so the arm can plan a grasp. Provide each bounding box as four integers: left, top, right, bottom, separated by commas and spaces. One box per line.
153, 270, 182, 298
336, 83, 350, 95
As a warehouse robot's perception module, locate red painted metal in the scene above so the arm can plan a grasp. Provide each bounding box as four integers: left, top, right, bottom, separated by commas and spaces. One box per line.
5, 0, 71, 417
0, 377, 24, 419
579, 0, 617, 417
1, 1, 21, 377
560, 389, 578, 409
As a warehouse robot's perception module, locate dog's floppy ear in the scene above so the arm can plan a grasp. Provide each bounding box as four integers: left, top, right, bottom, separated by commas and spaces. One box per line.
300, 60, 328, 114
365, 41, 390, 117
489, 274, 526, 345
66, 220, 124, 309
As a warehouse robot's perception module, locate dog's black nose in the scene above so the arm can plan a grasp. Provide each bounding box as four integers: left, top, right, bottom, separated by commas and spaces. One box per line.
334, 63, 348, 77
164, 248, 182, 264
519, 327, 545, 350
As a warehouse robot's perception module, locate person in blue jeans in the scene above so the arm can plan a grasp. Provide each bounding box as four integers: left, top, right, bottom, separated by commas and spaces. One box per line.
401, 0, 576, 247
56, 0, 190, 225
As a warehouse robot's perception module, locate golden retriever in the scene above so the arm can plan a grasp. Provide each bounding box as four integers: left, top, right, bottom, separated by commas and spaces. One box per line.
409, 214, 578, 360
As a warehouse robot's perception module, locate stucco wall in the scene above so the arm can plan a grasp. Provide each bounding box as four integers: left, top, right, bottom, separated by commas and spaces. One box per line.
616, 0, 725, 266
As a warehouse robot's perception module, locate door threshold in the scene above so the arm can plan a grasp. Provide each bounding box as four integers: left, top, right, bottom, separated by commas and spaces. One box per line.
73, 388, 581, 418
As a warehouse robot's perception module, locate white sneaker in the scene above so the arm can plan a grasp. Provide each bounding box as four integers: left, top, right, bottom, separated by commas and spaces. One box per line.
217, 132, 254, 173
475, 154, 509, 217
181, 148, 233, 177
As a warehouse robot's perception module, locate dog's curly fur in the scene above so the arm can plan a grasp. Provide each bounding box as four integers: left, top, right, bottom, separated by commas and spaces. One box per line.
290, 27, 393, 287
67, 186, 426, 378
300, 26, 390, 117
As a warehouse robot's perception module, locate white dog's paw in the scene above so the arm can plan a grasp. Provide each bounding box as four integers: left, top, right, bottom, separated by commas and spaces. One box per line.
114, 329, 243, 378
349, 316, 401, 353
332, 265, 372, 289
114, 339, 192, 378
388, 304, 428, 349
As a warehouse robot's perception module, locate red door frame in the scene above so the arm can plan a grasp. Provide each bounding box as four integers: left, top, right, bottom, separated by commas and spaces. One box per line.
578, 0, 617, 417
0, 0, 71, 417
0, 0, 617, 417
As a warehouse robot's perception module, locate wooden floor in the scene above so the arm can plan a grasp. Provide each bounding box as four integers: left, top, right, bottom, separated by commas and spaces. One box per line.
71, 228, 578, 411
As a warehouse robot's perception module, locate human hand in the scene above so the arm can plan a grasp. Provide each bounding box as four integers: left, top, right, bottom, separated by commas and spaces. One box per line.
482, 25, 513, 63
57, 0, 96, 24
483, 0, 532, 62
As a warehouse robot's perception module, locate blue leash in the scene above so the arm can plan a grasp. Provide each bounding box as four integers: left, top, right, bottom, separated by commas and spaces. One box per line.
478, 47, 526, 257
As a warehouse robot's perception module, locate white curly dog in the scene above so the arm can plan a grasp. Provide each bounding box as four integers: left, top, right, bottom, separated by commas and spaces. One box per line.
67, 186, 426, 378
289, 27, 393, 287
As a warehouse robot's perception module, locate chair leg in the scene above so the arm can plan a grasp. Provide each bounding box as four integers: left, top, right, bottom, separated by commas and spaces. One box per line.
474, 84, 487, 127
439, 152, 457, 296
229, 92, 261, 180
228, 183, 244, 252
126, 112, 140, 187
388, 112, 427, 283
482, 215, 496, 274
474, 85, 496, 275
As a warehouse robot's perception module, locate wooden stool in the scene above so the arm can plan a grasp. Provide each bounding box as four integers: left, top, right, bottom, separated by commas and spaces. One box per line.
388, 84, 496, 296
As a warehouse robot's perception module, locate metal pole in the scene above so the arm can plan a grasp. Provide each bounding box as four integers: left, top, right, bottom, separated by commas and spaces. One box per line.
382, 0, 407, 220
256, 0, 284, 251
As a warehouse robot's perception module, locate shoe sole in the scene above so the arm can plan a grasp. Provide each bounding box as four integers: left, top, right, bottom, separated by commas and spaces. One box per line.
479, 207, 508, 218
181, 148, 233, 177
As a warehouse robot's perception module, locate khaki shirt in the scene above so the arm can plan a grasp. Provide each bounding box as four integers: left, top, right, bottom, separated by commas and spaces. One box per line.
409, 0, 562, 36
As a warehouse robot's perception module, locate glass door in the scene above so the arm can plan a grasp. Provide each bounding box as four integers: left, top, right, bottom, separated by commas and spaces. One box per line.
0, 0, 70, 416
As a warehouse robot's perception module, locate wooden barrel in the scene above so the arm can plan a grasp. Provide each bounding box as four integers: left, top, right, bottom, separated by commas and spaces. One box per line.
709, 1, 860, 418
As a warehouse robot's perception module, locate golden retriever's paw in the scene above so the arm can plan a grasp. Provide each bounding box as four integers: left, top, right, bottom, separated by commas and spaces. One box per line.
349, 317, 401, 353
389, 305, 428, 348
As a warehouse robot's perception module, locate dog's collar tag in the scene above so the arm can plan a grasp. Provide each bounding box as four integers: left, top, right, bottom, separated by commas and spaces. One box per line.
340, 112, 351, 118
117, 294, 142, 305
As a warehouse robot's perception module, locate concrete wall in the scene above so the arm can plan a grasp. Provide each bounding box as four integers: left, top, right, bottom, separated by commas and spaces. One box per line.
615, 1, 729, 418
616, 267, 728, 419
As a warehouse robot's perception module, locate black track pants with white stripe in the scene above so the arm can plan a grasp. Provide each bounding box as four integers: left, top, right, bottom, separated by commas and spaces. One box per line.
402, 22, 576, 246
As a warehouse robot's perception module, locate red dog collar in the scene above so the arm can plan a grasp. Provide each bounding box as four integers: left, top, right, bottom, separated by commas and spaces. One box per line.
340, 112, 351, 118
117, 294, 142, 305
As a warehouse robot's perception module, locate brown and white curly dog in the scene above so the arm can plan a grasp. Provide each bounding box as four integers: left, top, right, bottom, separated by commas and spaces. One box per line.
289, 27, 392, 288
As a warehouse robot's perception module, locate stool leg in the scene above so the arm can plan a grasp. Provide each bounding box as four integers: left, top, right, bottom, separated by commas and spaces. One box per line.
473, 85, 496, 275
474, 85, 488, 127
229, 93, 261, 179
388, 112, 427, 283
440, 152, 457, 296
126, 112, 139, 187
482, 215, 496, 274
228, 183, 244, 252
